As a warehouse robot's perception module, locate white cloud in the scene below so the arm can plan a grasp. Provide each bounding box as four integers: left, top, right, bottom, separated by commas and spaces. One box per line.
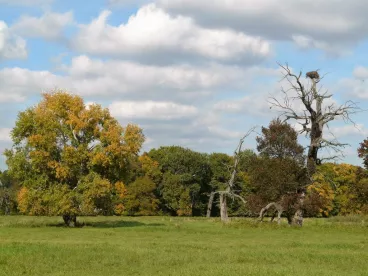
1, 54, 365, 166
72, 4, 271, 64
292, 35, 350, 57
214, 95, 271, 116
0, 67, 62, 102
338, 75, 368, 100
0, 55, 264, 102
206, 125, 244, 139
353, 66, 368, 80
0, 54, 278, 160
0, 21, 27, 60
61, 55, 269, 100
0, 128, 11, 142
12, 11, 74, 40
326, 124, 368, 139
109, 101, 198, 120
157, 0, 368, 54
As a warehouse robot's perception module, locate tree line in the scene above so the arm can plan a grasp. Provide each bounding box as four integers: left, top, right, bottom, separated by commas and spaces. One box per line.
1, 91, 367, 225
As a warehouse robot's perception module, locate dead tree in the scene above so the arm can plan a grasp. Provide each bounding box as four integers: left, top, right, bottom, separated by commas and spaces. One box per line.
259, 189, 306, 225
266, 63, 361, 226
206, 127, 256, 222
269, 63, 360, 177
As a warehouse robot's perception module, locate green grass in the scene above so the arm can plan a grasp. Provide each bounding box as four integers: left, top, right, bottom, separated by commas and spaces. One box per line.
0, 215, 367, 276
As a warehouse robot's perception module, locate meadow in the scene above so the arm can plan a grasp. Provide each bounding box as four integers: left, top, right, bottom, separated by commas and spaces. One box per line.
0, 215, 367, 276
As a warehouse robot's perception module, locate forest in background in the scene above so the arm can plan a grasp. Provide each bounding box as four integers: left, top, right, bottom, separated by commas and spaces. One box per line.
1, 91, 367, 221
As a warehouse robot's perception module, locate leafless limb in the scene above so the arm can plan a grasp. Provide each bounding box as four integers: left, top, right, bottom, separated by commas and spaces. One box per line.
269, 63, 363, 176
266, 62, 366, 227
206, 126, 257, 221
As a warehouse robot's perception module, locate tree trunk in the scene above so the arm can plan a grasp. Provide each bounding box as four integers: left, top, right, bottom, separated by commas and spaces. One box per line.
62, 214, 77, 227
206, 192, 215, 218
4, 193, 10, 215
220, 193, 228, 222
292, 209, 303, 226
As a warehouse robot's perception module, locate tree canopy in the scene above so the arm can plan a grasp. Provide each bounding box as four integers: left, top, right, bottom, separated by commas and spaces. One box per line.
5, 91, 145, 225
1, 90, 367, 222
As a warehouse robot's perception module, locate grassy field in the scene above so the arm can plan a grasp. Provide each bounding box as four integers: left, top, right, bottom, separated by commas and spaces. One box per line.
0, 215, 367, 276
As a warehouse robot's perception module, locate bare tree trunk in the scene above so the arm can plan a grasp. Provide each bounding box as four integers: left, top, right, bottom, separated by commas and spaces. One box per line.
268, 64, 362, 228
4, 193, 10, 215
206, 127, 255, 220
292, 209, 303, 226
259, 202, 284, 224
307, 115, 323, 177
63, 214, 77, 227
220, 193, 228, 222
206, 192, 215, 218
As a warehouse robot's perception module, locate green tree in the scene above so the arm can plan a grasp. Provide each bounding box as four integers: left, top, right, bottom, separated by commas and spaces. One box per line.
0, 170, 18, 215
208, 153, 232, 192
208, 152, 251, 217
123, 176, 159, 216
248, 120, 308, 218
248, 157, 308, 204
5, 90, 144, 226
358, 139, 368, 169
148, 146, 212, 216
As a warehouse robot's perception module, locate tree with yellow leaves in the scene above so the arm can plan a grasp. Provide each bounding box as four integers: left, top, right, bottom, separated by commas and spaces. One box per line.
5, 90, 144, 226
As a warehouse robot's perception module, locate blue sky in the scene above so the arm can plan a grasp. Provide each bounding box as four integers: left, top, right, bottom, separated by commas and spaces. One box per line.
0, 0, 368, 170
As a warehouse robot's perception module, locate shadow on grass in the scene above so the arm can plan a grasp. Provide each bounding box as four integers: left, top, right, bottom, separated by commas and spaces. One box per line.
84, 221, 164, 228
47, 220, 164, 228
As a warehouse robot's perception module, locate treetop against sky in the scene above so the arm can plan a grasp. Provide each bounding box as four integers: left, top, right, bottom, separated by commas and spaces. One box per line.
1, 0, 368, 169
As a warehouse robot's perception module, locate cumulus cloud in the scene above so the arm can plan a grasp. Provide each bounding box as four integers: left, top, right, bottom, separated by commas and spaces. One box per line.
0, 21, 27, 60
0, 128, 11, 142
137, 115, 248, 154
292, 35, 350, 57
109, 101, 198, 120
0, 53, 278, 158
72, 4, 271, 65
61, 55, 274, 101
353, 66, 368, 80
0, 55, 277, 104
157, 0, 368, 55
337, 67, 368, 99
12, 11, 74, 40
0, 67, 62, 102
326, 124, 368, 139
214, 95, 271, 116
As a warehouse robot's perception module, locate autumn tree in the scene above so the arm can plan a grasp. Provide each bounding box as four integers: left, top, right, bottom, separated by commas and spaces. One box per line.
305, 163, 368, 216
5, 90, 144, 226
252, 119, 308, 197
256, 118, 304, 164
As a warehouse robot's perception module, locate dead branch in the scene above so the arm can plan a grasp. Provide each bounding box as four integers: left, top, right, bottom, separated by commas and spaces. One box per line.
270, 63, 362, 172
206, 126, 256, 221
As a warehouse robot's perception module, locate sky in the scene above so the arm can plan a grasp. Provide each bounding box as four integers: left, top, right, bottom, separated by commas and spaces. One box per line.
0, 0, 368, 170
